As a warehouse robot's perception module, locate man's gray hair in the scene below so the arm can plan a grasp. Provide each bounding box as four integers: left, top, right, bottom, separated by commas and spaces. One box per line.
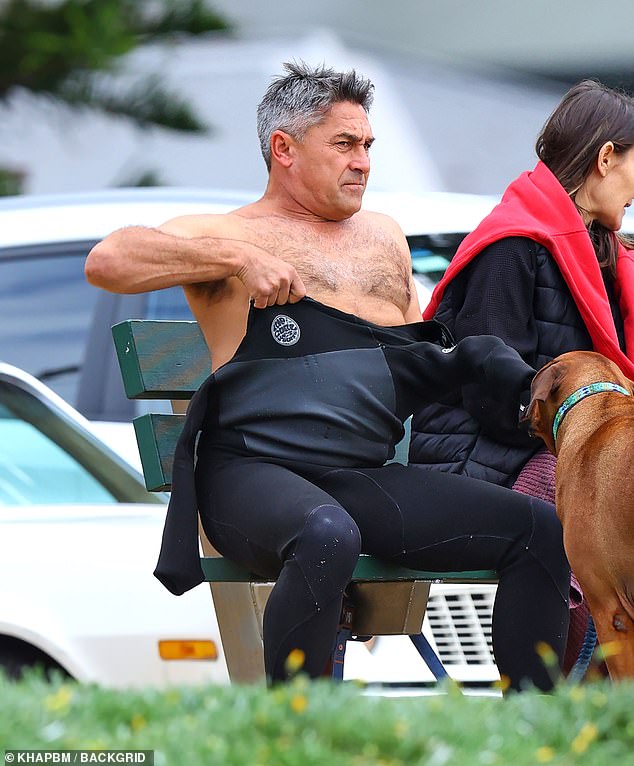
257, 61, 375, 170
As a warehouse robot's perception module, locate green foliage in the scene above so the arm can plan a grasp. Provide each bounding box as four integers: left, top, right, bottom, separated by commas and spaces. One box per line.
113, 167, 167, 188
0, 167, 25, 196
3, 671, 634, 765
0, 0, 231, 132
58, 74, 211, 132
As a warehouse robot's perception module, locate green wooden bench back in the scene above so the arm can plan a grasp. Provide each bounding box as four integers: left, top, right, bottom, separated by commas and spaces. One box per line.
112, 318, 496, 583
112, 319, 210, 399
112, 320, 210, 491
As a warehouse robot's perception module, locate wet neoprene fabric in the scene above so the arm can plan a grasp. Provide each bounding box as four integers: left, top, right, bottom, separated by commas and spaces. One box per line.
154, 297, 535, 596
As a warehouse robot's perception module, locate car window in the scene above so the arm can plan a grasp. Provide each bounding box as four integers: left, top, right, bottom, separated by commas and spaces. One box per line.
0, 241, 100, 405
0, 377, 164, 505
0, 399, 115, 505
407, 233, 467, 292
146, 286, 195, 320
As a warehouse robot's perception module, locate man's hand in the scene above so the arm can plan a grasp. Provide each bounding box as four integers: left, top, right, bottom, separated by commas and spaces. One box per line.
235, 247, 307, 308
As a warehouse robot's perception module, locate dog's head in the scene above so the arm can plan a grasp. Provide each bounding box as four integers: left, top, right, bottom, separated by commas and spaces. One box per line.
519, 351, 634, 455
519, 358, 565, 454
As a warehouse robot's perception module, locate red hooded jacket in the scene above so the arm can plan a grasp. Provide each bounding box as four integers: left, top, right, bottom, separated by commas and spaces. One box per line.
423, 161, 634, 378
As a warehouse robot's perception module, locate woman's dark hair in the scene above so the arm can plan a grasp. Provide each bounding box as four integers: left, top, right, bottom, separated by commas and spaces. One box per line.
536, 79, 634, 275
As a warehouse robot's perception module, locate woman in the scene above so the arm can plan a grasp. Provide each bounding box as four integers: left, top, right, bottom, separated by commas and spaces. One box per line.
410, 79, 634, 673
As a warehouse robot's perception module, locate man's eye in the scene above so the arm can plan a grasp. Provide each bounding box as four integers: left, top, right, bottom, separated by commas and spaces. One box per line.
337, 141, 350, 148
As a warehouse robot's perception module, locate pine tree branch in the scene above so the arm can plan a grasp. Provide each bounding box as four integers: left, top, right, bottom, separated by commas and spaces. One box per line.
57, 74, 212, 133
0, 0, 231, 128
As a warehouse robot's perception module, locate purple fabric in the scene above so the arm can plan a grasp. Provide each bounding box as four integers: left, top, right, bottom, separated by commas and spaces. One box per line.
512, 448, 556, 503
512, 447, 590, 674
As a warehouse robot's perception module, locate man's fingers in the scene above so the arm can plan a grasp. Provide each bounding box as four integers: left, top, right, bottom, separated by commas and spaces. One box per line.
288, 275, 307, 303
275, 282, 291, 305
248, 264, 305, 308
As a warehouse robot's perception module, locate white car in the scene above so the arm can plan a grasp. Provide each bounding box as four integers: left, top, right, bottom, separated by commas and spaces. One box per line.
9, 186, 592, 689
0, 362, 228, 687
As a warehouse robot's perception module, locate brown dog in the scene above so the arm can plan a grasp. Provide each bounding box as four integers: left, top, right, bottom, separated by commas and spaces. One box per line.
523, 350, 634, 680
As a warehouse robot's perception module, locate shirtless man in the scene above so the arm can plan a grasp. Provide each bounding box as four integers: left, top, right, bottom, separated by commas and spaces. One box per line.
86, 65, 419, 370
86, 62, 570, 692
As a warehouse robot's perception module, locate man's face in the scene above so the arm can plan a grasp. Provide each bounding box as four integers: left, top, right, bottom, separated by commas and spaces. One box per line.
287, 101, 374, 221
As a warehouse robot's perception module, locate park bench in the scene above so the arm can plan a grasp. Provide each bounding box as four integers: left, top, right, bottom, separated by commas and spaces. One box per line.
112, 318, 498, 684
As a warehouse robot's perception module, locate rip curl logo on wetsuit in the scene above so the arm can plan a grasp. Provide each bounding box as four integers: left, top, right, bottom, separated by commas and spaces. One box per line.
271, 314, 301, 346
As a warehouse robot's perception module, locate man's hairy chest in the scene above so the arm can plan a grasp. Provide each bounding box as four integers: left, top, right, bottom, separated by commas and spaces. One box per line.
190, 214, 412, 311
258, 219, 411, 304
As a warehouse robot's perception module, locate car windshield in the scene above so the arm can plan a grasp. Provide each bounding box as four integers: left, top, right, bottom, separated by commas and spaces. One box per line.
0, 378, 163, 506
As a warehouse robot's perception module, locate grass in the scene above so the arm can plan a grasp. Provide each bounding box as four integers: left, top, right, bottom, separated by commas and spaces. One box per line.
2, 671, 634, 765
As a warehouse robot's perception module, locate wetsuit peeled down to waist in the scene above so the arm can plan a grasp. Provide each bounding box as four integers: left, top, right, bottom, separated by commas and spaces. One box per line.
155, 297, 570, 691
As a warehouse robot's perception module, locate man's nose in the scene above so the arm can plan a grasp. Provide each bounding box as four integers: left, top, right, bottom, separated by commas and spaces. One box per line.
349, 146, 370, 173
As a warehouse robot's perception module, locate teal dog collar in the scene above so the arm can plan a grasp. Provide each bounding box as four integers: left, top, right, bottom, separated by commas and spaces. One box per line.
552, 381, 631, 445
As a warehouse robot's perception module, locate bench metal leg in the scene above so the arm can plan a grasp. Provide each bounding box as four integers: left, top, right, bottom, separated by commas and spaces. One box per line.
409, 632, 450, 681
331, 631, 451, 683
200, 529, 267, 683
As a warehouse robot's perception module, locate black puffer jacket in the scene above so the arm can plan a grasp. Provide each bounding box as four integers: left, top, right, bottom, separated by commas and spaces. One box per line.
409, 236, 625, 487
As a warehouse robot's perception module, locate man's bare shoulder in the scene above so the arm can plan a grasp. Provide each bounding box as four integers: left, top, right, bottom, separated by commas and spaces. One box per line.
357, 207, 404, 231
355, 208, 409, 248
158, 199, 264, 238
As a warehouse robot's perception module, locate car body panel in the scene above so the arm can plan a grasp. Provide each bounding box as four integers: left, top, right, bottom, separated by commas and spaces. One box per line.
0, 362, 228, 687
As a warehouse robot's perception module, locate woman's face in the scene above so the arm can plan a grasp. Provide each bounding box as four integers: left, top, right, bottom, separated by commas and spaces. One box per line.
577, 143, 634, 230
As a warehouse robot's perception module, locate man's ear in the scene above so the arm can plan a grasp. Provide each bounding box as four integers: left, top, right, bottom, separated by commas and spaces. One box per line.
270, 130, 295, 168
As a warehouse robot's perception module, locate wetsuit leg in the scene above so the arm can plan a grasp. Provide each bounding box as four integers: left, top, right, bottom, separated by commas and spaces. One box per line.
195, 459, 362, 683
317, 464, 570, 692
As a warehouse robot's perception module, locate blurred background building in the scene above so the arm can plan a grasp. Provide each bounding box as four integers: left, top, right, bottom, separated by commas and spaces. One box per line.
2, 0, 634, 197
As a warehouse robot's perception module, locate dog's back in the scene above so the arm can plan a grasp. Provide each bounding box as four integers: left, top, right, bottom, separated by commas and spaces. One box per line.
526, 350, 634, 678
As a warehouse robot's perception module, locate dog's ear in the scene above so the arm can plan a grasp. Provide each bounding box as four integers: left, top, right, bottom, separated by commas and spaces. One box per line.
519, 362, 563, 454
521, 399, 557, 454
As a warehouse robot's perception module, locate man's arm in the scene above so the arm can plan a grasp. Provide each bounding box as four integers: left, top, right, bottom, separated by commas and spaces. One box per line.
391, 333, 535, 440
84, 213, 306, 308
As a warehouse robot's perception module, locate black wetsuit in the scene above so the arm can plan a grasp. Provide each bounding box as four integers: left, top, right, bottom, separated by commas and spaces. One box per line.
155, 298, 570, 691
